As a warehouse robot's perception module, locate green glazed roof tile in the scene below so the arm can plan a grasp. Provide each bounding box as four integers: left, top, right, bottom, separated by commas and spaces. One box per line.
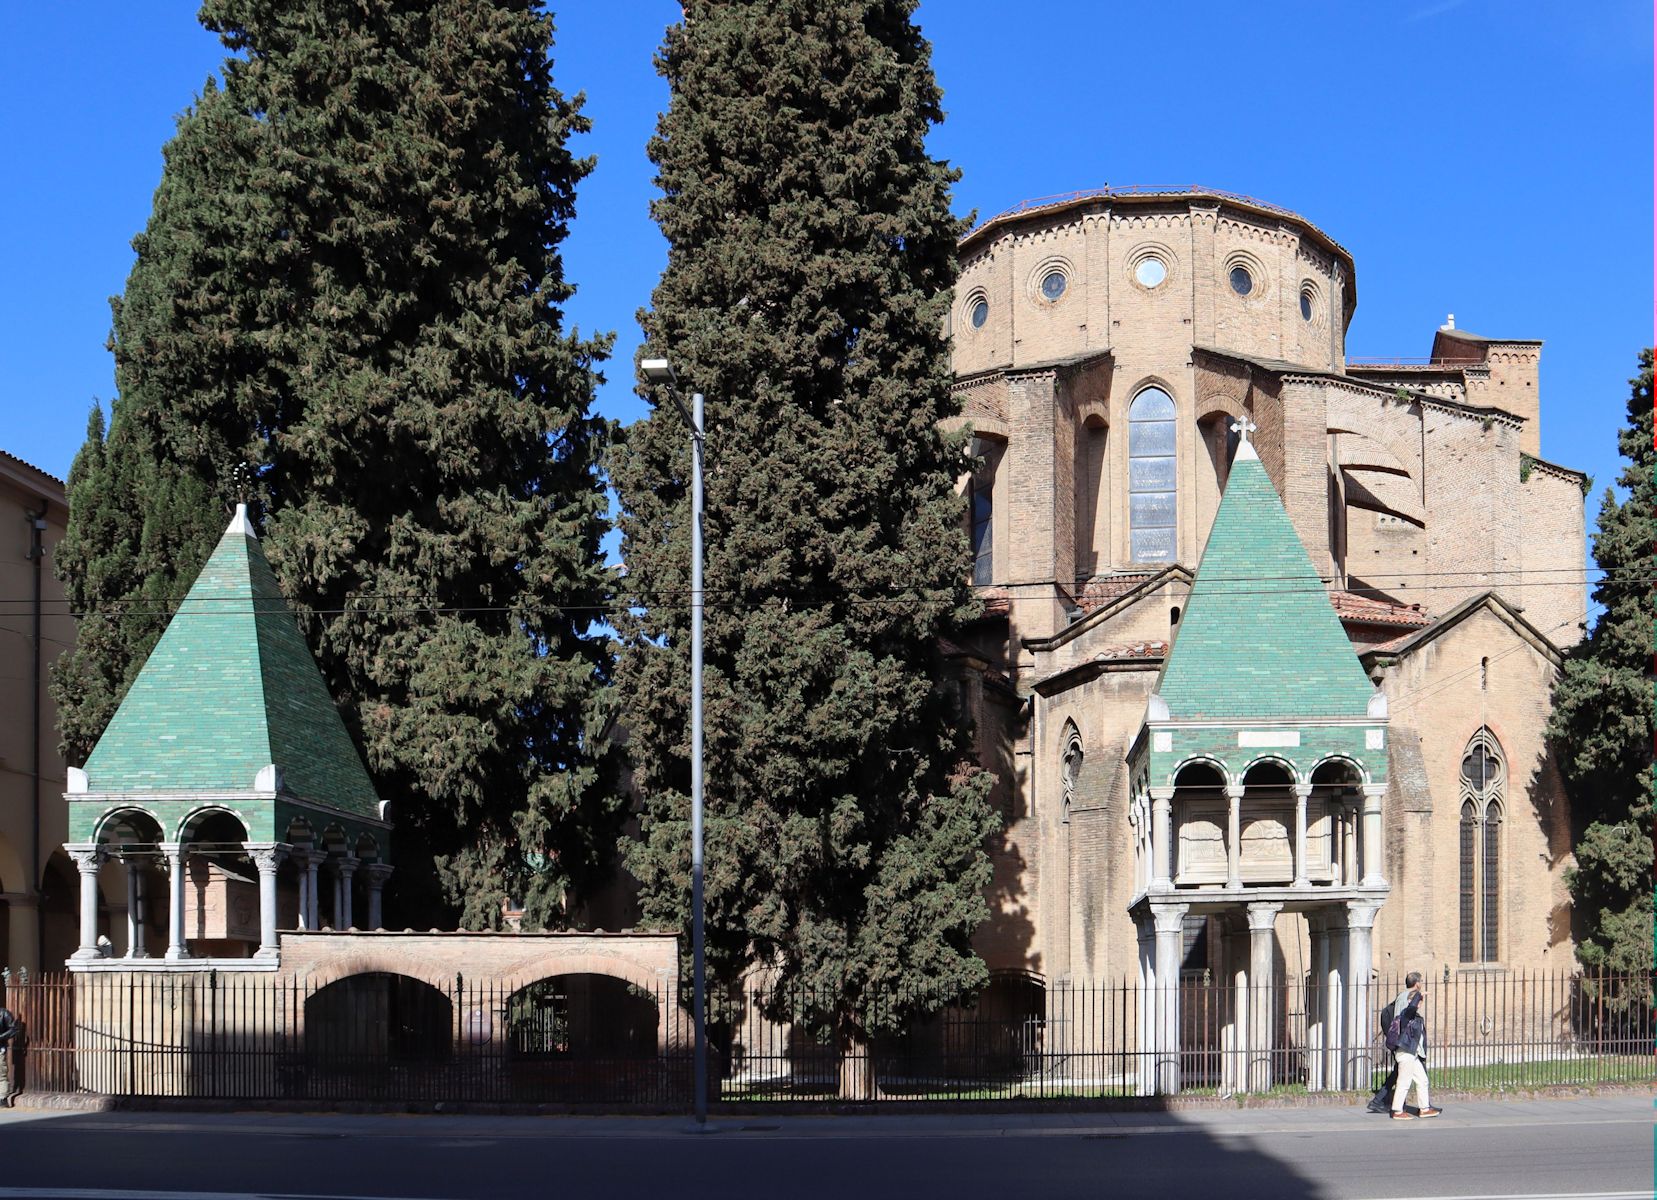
1157, 441, 1378, 720
83, 507, 380, 816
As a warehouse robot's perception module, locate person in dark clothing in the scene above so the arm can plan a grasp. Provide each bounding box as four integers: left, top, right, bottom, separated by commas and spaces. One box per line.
1388, 972, 1441, 1120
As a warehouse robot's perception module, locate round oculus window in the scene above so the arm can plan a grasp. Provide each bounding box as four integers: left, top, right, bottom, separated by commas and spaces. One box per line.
1040, 270, 1067, 301
1135, 257, 1167, 288
970, 298, 989, 328
1229, 265, 1254, 297
1300, 290, 1314, 321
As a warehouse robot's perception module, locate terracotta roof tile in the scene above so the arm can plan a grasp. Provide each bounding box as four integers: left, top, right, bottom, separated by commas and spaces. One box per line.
1330, 590, 1432, 628
1074, 572, 1159, 613
1091, 640, 1168, 661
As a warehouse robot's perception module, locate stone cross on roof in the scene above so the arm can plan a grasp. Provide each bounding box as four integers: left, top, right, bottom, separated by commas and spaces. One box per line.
1230, 415, 1257, 445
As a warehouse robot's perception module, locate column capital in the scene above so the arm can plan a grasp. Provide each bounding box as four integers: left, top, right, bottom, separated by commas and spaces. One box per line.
1292, 782, 1314, 798
334, 854, 361, 879
1360, 783, 1387, 800
1345, 899, 1382, 930
158, 841, 186, 859
65, 843, 105, 873
363, 862, 395, 886
1150, 903, 1189, 935
1224, 781, 1246, 799
244, 843, 289, 873
1245, 901, 1282, 932
1148, 786, 1175, 803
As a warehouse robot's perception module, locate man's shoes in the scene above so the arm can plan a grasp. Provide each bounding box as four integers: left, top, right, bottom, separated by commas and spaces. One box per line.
1390, 1111, 1416, 1120
1419, 1107, 1442, 1118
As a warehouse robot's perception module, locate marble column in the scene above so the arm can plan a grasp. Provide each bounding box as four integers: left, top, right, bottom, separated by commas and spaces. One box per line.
1341, 800, 1359, 887
364, 863, 394, 930
1135, 915, 1155, 1096
1292, 782, 1312, 888
336, 856, 359, 929
246, 844, 286, 959
1346, 900, 1381, 1088
1227, 919, 1249, 1095
292, 849, 311, 931
1307, 913, 1329, 1090
1150, 787, 1174, 891
1325, 913, 1348, 1089
1245, 901, 1281, 1092
119, 852, 149, 958
161, 842, 190, 961
1360, 785, 1386, 887
1225, 781, 1244, 889
67, 845, 105, 961
1151, 902, 1189, 1095
303, 851, 322, 930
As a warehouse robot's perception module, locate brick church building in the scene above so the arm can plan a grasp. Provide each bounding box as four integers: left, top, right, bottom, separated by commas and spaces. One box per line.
944, 187, 1586, 1016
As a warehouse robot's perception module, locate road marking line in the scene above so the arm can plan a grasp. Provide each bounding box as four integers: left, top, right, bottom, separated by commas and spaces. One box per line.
0, 1191, 454, 1200
1353, 1193, 1650, 1200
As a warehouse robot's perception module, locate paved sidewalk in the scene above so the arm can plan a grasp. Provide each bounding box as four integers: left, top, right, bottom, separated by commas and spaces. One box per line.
0, 1089, 1640, 1137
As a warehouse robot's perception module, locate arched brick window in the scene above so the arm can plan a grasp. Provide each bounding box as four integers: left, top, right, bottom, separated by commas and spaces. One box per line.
970, 436, 1003, 585
1458, 729, 1505, 963
1128, 387, 1177, 563
1060, 722, 1083, 825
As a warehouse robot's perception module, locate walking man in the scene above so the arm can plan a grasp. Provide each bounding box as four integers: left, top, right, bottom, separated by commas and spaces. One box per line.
1389, 972, 1441, 1120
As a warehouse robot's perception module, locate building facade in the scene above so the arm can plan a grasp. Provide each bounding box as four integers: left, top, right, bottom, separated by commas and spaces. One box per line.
0, 451, 78, 972
946, 187, 1585, 1011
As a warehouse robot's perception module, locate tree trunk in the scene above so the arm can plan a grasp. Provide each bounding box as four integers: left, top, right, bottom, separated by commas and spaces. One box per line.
837, 1017, 878, 1101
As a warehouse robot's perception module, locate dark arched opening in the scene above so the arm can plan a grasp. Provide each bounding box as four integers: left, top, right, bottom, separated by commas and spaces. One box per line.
1172, 761, 1226, 887
304, 973, 452, 1067
506, 974, 660, 1060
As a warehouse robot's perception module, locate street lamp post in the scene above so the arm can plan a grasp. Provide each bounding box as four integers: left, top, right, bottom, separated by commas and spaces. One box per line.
641, 358, 707, 1125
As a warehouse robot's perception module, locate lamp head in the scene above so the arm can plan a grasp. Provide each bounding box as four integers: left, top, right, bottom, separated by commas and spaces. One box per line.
640, 357, 678, 387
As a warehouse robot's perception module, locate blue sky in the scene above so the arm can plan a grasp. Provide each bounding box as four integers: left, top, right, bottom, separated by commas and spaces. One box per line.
1, 0, 1650, 523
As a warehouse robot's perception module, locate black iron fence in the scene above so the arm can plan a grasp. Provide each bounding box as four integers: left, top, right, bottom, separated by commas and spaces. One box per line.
2, 967, 1648, 1107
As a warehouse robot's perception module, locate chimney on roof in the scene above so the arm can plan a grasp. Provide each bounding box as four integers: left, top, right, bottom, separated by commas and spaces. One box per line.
1442, 313, 1455, 330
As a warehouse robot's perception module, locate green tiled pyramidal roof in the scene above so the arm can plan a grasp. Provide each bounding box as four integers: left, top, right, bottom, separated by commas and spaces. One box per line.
1157, 440, 1377, 720
82, 506, 380, 815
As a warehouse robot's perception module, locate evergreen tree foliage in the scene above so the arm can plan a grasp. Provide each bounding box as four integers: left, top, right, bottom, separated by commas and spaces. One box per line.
612, 0, 997, 1092
54, 1, 618, 929
1547, 348, 1655, 984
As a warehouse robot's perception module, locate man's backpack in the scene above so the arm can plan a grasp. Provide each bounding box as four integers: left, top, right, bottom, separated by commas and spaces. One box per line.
1383, 1009, 1404, 1052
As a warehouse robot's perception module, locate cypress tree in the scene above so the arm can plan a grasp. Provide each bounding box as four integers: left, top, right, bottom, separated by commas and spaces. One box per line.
52, 83, 243, 766
55, 2, 619, 929
1547, 348, 1655, 989
613, 0, 997, 1096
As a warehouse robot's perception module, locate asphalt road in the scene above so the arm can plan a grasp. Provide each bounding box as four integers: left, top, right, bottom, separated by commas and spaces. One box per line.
0, 1094, 1646, 1200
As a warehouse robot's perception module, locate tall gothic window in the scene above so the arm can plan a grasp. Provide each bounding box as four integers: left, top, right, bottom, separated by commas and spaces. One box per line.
971, 479, 993, 584
1061, 725, 1082, 825
1459, 801, 1477, 962
1458, 729, 1506, 963
969, 437, 1001, 586
1128, 387, 1177, 563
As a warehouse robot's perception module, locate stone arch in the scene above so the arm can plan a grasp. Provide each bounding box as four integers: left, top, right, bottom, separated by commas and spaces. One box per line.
1308, 754, 1370, 787
93, 806, 166, 848
175, 805, 252, 845
1238, 754, 1302, 785
1165, 754, 1229, 789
